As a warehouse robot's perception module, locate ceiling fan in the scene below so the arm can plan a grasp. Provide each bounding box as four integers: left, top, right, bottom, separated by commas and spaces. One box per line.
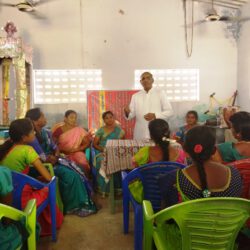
193, 0, 250, 26
0, 0, 49, 19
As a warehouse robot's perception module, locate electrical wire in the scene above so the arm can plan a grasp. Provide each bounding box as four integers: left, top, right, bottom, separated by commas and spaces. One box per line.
183, 0, 194, 57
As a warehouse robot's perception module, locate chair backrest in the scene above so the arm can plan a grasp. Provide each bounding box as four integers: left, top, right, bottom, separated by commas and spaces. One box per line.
11, 171, 55, 211
0, 199, 37, 250
143, 198, 250, 250
227, 159, 250, 199
124, 162, 186, 212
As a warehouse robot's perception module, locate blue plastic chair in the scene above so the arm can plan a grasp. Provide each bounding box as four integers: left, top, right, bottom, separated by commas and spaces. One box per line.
90, 143, 98, 188
122, 161, 186, 250
11, 171, 57, 241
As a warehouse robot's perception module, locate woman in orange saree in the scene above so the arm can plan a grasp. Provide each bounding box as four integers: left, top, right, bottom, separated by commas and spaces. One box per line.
52, 110, 91, 175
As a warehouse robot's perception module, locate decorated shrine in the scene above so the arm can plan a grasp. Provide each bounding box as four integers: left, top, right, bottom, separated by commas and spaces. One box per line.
0, 21, 32, 125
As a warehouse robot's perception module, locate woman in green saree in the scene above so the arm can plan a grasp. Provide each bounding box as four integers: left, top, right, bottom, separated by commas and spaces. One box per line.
93, 111, 125, 195
214, 111, 250, 163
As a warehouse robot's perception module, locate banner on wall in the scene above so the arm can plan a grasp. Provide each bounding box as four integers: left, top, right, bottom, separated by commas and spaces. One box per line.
87, 90, 138, 139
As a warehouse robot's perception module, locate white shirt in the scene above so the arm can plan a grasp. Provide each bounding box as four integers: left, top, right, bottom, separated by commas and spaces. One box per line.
127, 88, 173, 139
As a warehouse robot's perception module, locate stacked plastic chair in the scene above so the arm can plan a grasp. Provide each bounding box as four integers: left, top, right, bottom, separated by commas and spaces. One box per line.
122, 162, 186, 250
0, 199, 37, 250
143, 198, 250, 250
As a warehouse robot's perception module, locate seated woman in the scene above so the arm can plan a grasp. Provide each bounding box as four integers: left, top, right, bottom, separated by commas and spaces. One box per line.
214, 111, 250, 163
0, 167, 28, 250
52, 110, 91, 175
0, 118, 63, 236
159, 125, 242, 207
174, 110, 199, 145
133, 119, 186, 167
93, 111, 125, 195
25, 108, 97, 217
158, 125, 243, 249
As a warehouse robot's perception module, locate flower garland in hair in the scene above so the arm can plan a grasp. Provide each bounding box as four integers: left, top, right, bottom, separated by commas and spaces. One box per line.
162, 137, 176, 143
194, 144, 203, 154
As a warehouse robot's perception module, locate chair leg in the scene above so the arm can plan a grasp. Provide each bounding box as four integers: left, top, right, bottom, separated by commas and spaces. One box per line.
134, 207, 143, 250
123, 193, 130, 234
26, 200, 37, 250
49, 185, 57, 242
109, 174, 115, 214
143, 223, 153, 250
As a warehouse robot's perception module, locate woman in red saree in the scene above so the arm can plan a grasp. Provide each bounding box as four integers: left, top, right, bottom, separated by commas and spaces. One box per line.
52, 110, 91, 175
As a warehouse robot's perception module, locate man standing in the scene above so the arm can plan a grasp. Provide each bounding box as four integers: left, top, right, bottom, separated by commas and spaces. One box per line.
124, 72, 173, 139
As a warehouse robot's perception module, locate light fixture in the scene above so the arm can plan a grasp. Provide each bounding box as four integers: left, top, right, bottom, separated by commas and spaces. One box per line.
205, 13, 220, 21
16, 2, 34, 12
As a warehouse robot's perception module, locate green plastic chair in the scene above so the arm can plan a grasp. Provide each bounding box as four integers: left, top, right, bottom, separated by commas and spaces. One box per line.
143, 198, 250, 250
0, 199, 37, 250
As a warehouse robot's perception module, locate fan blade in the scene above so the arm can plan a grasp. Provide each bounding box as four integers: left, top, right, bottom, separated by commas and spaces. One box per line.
238, 17, 250, 23
27, 10, 47, 19
0, 3, 16, 7
219, 16, 250, 23
218, 16, 233, 22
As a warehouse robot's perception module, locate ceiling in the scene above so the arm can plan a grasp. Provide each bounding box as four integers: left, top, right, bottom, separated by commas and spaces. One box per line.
194, 0, 249, 9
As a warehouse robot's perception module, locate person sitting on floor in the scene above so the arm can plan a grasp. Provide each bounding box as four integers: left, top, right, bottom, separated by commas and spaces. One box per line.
174, 110, 199, 145
93, 111, 125, 195
132, 119, 186, 167
52, 109, 91, 176
25, 108, 97, 217
0, 167, 29, 250
0, 118, 64, 236
213, 111, 250, 163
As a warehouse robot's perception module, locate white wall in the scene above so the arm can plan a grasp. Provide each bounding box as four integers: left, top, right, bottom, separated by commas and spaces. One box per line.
0, 0, 238, 127
237, 2, 250, 111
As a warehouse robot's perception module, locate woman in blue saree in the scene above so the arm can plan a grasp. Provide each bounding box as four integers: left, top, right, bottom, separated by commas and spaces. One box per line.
93, 111, 125, 195
25, 108, 97, 217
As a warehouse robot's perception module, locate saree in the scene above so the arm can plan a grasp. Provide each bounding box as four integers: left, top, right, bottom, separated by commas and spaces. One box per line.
133, 144, 186, 167
94, 126, 125, 194
0, 145, 64, 236
0, 167, 23, 250
175, 124, 198, 145
53, 126, 90, 173
175, 125, 187, 144
30, 133, 96, 215
217, 142, 247, 163
129, 144, 186, 204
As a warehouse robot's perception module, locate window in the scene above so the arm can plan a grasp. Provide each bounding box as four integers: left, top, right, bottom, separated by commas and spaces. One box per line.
134, 69, 199, 101
33, 69, 102, 104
